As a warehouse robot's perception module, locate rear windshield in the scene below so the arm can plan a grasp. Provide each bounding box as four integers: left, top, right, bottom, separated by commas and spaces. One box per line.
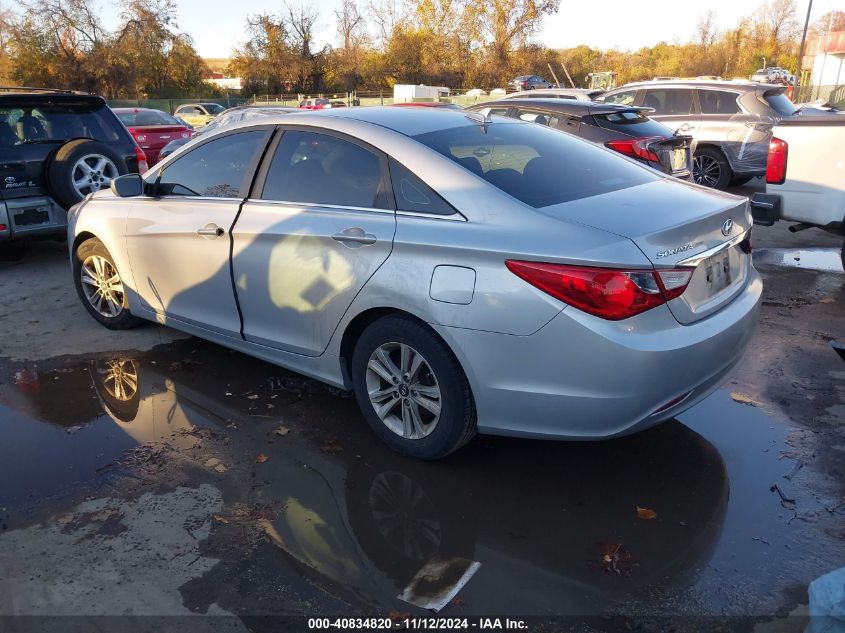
413, 122, 656, 208
202, 104, 225, 114
0, 101, 124, 147
116, 110, 181, 127
591, 110, 671, 136
763, 92, 796, 116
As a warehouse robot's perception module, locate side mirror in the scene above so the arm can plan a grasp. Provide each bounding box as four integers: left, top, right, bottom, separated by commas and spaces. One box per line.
110, 173, 144, 198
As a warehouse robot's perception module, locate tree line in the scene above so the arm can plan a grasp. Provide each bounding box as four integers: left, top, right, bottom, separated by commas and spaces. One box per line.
1, 0, 843, 99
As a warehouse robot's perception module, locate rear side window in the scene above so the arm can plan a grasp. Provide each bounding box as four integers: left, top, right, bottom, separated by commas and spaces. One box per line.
762, 91, 796, 116
414, 122, 656, 208
389, 158, 454, 215
603, 90, 637, 105
642, 89, 694, 115
0, 102, 124, 145
116, 110, 181, 126
158, 130, 266, 198
591, 110, 672, 136
698, 90, 741, 115
516, 109, 563, 128
262, 130, 390, 209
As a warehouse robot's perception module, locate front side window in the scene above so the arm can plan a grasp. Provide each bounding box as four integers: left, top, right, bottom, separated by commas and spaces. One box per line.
698, 90, 741, 115
262, 130, 389, 209
414, 121, 656, 208
641, 89, 694, 115
157, 130, 266, 198
203, 104, 225, 115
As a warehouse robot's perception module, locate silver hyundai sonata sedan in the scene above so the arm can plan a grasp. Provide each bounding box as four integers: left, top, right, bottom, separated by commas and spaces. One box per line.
68, 107, 762, 459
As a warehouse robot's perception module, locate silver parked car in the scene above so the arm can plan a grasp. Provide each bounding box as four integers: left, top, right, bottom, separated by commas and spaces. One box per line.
600, 80, 796, 189
68, 107, 762, 459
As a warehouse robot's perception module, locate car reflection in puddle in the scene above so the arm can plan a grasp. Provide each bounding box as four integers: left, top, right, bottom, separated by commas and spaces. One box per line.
0, 342, 731, 616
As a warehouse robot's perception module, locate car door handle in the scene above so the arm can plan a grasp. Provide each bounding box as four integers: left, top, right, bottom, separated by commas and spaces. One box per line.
331, 227, 377, 247
197, 223, 225, 238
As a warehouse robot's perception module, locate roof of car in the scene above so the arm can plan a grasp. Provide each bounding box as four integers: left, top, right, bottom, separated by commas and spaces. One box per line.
302, 105, 519, 136
477, 98, 649, 117
612, 79, 771, 91
111, 107, 166, 113
0, 91, 104, 104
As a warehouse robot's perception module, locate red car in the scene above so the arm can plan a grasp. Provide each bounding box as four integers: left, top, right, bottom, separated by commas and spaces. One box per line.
298, 98, 347, 110
112, 108, 193, 165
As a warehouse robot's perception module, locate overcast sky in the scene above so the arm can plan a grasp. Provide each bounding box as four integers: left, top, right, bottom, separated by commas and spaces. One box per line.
99, 0, 845, 59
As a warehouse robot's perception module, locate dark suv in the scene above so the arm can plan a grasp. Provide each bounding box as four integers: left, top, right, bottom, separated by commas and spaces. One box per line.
599, 80, 797, 189
0, 88, 145, 245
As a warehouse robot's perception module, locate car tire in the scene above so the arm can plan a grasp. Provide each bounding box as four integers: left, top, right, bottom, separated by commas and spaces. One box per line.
693, 147, 732, 190
49, 139, 128, 209
73, 237, 143, 330
351, 315, 476, 460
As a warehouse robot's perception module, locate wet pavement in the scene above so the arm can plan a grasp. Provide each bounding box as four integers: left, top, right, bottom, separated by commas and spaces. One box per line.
1, 223, 844, 632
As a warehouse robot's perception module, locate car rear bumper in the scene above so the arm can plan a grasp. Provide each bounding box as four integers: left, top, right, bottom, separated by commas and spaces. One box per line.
0, 197, 67, 242
436, 269, 762, 440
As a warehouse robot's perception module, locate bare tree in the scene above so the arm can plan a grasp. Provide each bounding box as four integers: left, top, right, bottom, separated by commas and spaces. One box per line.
367, 0, 406, 45
695, 10, 719, 48
335, 0, 364, 51
284, 2, 319, 59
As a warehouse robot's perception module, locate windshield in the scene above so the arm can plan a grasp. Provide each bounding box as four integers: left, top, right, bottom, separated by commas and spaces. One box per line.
116, 109, 181, 127
0, 102, 124, 146
763, 92, 796, 116
413, 121, 656, 208
592, 110, 672, 136
203, 104, 225, 114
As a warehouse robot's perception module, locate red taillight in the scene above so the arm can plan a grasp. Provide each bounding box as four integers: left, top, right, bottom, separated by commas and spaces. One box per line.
505, 261, 693, 321
766, 137, 787, 185
605, 136, 664, 163
133, 144, 148, 174
0, 224, 7, 231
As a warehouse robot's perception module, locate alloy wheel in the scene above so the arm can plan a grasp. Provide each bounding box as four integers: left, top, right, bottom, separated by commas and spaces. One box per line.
365, 342, 442, 439
97, 358, 138, 402
369, 471, 442, 560
71, 154, 119, 197
693, 154, 722, 188
79, 254, 125, 318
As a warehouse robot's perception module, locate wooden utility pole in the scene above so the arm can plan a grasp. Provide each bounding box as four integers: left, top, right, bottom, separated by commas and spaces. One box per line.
547, 63, 561, 86
560, 63, 576, 88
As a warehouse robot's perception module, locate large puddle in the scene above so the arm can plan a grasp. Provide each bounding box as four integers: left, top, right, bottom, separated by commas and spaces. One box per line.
0, 340, 842, 621
754, 247, 844, 273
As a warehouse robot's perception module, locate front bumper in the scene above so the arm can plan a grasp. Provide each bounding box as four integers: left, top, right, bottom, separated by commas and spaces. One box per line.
750, 192, 782, 226
436, 269, 763, 440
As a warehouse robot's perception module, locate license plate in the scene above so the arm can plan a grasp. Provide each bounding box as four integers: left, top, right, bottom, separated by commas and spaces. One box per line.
671, 149, 687, 171
14, 207, 50, 226
704, 252, 732, 294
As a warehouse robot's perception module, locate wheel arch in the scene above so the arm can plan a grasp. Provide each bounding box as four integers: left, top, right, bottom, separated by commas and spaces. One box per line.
337, 307, 472, 399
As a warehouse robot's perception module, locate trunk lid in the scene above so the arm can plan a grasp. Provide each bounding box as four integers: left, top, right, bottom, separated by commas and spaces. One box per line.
128, 125, 190, 150
646, 135, 692, 178
540, 178, 753, 324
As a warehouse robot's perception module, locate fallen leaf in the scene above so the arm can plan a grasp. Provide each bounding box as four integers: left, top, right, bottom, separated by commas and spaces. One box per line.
599, 542, 633, 576
274, 426, 290, 436
451, 597, 466, 606
730, 392, 758, 406
57, 513, 76, 525
321, 439, 343, 454
255, 453, 269, 463
89, 509, 120, 522
212, 514, 230, 524
247, 394, 259, 400
388, 611, 411, 623
636, 506, 657, 520
205, 457, 228, 473
820, 298, 834, 304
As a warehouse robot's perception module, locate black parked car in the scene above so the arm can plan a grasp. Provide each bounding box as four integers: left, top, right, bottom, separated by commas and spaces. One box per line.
0, 88, 145, 245
468, 98, 693, 178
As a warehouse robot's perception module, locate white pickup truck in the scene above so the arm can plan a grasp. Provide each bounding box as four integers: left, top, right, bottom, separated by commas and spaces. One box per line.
750, 115, 845, 265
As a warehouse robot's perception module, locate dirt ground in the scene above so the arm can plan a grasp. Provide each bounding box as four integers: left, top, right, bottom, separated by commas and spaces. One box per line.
0, 195, 843, 632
